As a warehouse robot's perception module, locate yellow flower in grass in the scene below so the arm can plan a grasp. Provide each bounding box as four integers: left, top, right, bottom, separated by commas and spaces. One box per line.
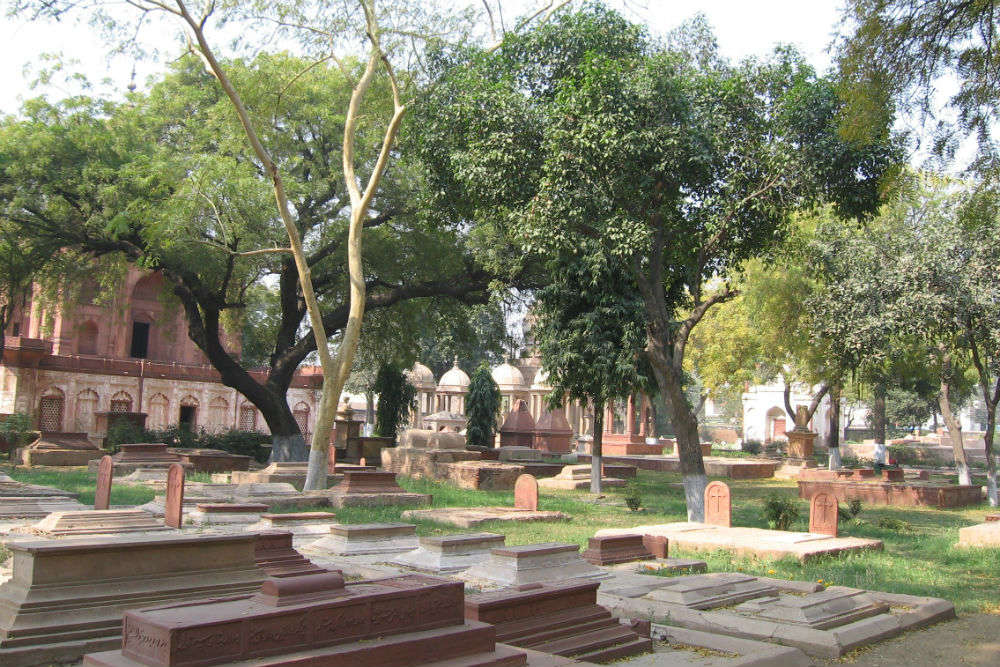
767, 569, 775, 575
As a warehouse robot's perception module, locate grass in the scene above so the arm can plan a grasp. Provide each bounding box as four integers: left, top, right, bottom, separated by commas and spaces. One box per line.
4, 462, 1000, 614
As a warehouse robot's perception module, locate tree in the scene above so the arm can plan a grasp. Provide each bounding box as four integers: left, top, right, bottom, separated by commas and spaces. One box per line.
0, 60, 504, 473
414, 6, 898, 518
532, 255, 651, 493
465, 365, 502, 448
372, 363, 416, 441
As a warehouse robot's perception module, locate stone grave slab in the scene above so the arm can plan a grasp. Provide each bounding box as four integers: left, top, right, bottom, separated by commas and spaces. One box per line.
596, 522, 883, 562
628, 626, 811, 667
581, 534, 654, 566
327, 470, 432, 508
798, 478, 982, 508
231, 461, 309, 487
537, 465, 626, 490
704, 481, 731, 527
597, 573, 955, 658
253, 530, 327, 577
499, 446, 543, 462
140, 482, 332, 516
306, 522, 419, 556
0, 476, 86, 519
466, 579, 651, 663
460, 542, 607, 587
644, 535, 668, 558
164, 463, 184, 529
168, 447, 251, 472
515, 473, 539, 510
957, 521, 1000, 547
188, 502, 268, 525
90, 443, 192, 475
82, 573, 534, 667
94, 455, 113, 510
809, 492, 839, 536
18, 431, 103, 466
401, 506, 570, 528
12, 509, 170, 537
248, 511, 336, 536
0, 533, 266, 667
392, 532, 506, 574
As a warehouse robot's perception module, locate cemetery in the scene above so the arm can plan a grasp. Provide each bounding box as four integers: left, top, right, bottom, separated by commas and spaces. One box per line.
0, 0, 999, 665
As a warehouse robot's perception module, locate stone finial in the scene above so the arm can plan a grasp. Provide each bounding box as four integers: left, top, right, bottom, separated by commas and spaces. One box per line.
794, 404, 811, 430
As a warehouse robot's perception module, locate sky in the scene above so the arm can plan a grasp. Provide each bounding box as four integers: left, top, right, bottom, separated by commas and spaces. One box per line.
0, 1, 844, 114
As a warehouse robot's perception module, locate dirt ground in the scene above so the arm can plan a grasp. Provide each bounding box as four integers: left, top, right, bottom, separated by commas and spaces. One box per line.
819, 614, 1000, 666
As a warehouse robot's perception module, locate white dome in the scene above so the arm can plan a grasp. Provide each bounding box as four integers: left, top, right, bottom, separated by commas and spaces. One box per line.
530, 367, 551, 391
406, 361, 435, 389
438, 361, 471, 392
492, 361, 527, 392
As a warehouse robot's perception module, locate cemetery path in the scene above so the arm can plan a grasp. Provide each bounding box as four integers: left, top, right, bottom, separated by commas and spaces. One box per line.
818, 613, 1000, 666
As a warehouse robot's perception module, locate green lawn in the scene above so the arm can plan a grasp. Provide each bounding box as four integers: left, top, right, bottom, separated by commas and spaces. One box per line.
4, 463, 999, 614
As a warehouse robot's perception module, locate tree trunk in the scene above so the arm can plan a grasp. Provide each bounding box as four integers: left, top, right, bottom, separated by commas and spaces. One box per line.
984, 398, 998, 507
654, 361, 706, 521
591, 400, 604, 495
938, 360, 971, 486
872, 383, 887, 464
827, 385, 842, 470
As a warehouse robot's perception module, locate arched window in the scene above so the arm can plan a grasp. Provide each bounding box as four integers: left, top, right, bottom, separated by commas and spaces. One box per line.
75, 389, 99, 432
238, 404, 257, 432
39, 387, 65, 432
148, 393, 169, 429
209, 396, 229, 432
110, 391, 133, 413
293, 401, 311, 438
77, 321, 98, 355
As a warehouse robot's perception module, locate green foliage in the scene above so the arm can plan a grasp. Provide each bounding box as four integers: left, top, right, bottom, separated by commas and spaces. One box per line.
103, 420, 147, 454
0, 412, 35, 449
373, 363, 416, 441
742, 439, 762, 455
623, 480, 642, 512
839, 499, 864, 523
465, 364, 501, 448
762, 494, 800, 531
112, 425, 271, 463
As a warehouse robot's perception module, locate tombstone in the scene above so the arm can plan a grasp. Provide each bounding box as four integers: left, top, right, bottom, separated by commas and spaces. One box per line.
704, 481, 731, 527
809, 492, 839, 536
164, 463, 185, 529
93, 455, 113, 510
327, 444, 337, 474
514, 473, 538, 511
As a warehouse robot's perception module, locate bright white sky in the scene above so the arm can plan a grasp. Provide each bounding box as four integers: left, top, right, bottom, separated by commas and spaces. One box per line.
0, 1, 843, 113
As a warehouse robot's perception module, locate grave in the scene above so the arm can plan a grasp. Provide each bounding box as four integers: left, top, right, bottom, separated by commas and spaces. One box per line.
139, 481, 333, 516
466, 579, 652, 663
94, 454, 113, 510
537, 464, 626, 490
446, 460, 528, 490
253, 530, 327, 577
188, 502, 269, 525
636, 626, 811, 667
326, 470, 431, 508
0, 533, 266, 667
957, 521, 1000, 547
533, 409, 574, 454
11, 509, 170, 536
460, 542, 607, 587
0, 475, 86, 518
231, 462, 314, 489
597, 572, 955, 658
577, 454, 777, 480
596, 523, 883, 562
809, 492, 838, 536
402, 506, 570, 528
499, 445, 543, 462
797, 477, 982, 508
398, 428, 467, 450
500, 400, 537, 447
248, 511, 337, 536
581, 534, 654, 566
392, 532, 506, 574
168, 448, 252, 472
306, 522, 419, 556
164, 463, 184, 529
515, 473, 538, 510
90, 443, 192, 475
17, 431, 104, 466
704, 481, 731, 527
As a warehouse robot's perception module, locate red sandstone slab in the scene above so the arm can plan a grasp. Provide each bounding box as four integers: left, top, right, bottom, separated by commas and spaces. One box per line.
581, 534, 654, 566
254, 530, 328, 577
94, 455, 112, 511
491, 543, 579, 559
704, 481, 731, 527
337, 471, 406, 494
514, 474, 539, 511
195, 503, 269, 513
809, 493, 838, 537
797, 479, 982, 508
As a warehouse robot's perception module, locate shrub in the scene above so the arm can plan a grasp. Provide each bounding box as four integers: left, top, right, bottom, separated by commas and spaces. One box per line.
762, 495, 799, 531
0, 411, 36, 452
373, 363, 416, 441
623, 480, 642, 511
877, 517, 915, 532
465, 364, 501, 448
104, 419, 148, 454
125, 425, 271, 463
742, 439, 762, 455
839, 499, 863, 523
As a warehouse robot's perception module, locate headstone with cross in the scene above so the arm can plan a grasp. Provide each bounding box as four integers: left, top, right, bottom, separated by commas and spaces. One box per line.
809, 492, 838, 536
704, 481, 731, 527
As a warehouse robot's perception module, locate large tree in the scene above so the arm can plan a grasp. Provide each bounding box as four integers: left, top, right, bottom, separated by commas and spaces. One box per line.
413, 6, 898, 518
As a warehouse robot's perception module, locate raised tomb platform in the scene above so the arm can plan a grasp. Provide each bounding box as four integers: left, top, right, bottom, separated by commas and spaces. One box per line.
797, 478, 982, 508
306, 522, 420, 556
0, 472, 87, 518
596, 523, 883, 562
401, 506, 570, 528
327, 471, 431, 508
89, 443, 191, 475
957, 521, 1000, 548
392, 532, 506, 574
576, 454, 776, 480
597, 572, 955, 658
10, 509, 170, 537
248, 511, 337, 536
188, 502, 268, 525
537, 464, 626, 490
82, 573, 548, 667
459, 542, 607, 588
466, 579, 652, 663
0, 533, 267, 667
17, 431, 104, 467
231, 462, 341, 489
168, 448, 251, 472
139, 481, 332, 516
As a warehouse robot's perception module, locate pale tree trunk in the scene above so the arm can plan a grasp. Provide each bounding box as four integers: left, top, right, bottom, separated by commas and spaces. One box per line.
656, 361, 706, 521
968, 339, 999, 506
827, 385, 842, 470
872, 383, 887, 464
938, 349, 971, 485
591, 400, 604, 494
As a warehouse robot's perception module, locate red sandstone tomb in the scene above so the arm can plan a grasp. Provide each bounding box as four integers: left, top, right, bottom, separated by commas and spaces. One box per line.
581, 534, 654, 566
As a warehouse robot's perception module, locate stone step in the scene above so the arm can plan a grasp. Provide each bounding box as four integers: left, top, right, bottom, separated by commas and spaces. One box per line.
494, 606, 612, 643
573, 636, 654, 664
532, 624, 642, 658
513, 617, 620, 649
